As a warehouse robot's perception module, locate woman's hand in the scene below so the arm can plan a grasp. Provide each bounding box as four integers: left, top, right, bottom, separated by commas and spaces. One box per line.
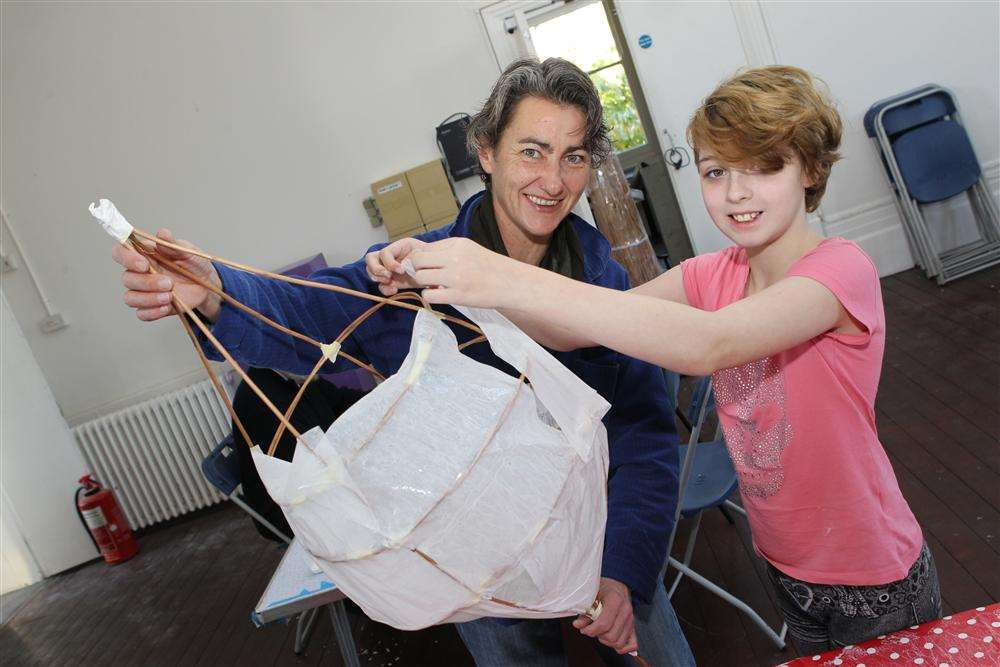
111, 229, 222, 322
573, 578, 638, 655
364, 237, 427, 296
407, 237, 524, 309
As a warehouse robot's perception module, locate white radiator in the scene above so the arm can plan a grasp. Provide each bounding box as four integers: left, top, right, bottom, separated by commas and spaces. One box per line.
72, 379, 232, 529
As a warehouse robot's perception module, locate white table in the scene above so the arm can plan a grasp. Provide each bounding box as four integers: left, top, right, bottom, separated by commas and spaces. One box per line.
254, 539, 360, 666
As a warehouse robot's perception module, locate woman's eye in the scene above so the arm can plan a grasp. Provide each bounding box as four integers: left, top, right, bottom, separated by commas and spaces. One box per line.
565, 154, 586, 165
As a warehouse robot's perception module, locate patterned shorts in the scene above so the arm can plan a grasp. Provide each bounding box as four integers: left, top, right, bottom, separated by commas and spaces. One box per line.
765, 542, 942, 653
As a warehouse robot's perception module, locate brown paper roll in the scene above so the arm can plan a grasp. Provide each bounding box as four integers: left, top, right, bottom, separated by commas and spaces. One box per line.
588, 154, 663, 287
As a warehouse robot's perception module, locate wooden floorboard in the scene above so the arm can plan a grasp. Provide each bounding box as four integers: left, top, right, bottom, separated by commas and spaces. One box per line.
880, 365, 999, 476
1, 265, 996, 667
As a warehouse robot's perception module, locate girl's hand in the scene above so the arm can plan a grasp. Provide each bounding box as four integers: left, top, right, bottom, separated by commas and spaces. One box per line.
407, 237, 522, 309
111, 229, 221, 322
364, 237, 426, 296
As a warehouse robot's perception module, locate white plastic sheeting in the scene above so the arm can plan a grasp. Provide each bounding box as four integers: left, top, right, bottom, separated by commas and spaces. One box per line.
252, 306, 611, 630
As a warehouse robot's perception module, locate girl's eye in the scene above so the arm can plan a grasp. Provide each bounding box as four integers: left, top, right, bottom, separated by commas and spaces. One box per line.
522, 148, 540, 158
704, 167, 725, 179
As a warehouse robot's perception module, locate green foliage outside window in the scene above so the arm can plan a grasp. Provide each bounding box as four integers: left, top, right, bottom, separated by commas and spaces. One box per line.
529, 6, 647, 154
591, 65, 646, 152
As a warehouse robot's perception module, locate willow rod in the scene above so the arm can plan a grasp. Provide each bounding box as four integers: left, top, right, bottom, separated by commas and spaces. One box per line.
130, 228, 483, 336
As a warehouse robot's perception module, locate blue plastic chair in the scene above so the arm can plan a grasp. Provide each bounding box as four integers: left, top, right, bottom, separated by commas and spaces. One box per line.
664, 377, 786, 649
201, 435, 292, 544
865, 85, 1000, 283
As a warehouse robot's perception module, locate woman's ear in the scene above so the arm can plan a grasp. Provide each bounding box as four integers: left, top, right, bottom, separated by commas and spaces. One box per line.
477, 145, 496, 176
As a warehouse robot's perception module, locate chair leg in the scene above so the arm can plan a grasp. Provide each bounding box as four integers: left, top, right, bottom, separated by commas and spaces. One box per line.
668, 511, 703, 598
718, 505, 735, 524
230, 494, 292, 544
328, 600, 360, 667
667, 557, 786, 650
667, 568, 684, 599
293, 607, 320, 655
723, 499, 747, 517
674, 406, 692, 433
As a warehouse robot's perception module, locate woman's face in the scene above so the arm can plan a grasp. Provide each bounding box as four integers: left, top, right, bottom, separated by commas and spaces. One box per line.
478, 96, 592, 245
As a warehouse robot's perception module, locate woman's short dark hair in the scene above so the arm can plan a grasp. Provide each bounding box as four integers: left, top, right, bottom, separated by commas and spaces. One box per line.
466, 57, 612, 182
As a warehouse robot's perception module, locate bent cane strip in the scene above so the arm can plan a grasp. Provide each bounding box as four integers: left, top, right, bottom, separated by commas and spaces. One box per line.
93, 198, 495, 481
138, 232, 489, 460
349, 378, 413, 463
408, 548, 555, 613
144, 249, 386, 382
151, 257, 255, 449
397, 372, 527, 543
169, 275, 302, 440
175, 305, 253, 448
325, 371, 528, 564
129, 227, 483, 335
334, 291, 428, 345
265, 292, 430, 456
118, 233, 301, 445
458, 335, 488, 351
265, 352, 329, 457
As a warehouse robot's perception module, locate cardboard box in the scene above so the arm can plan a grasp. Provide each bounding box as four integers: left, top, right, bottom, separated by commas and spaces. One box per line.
423, 215, 454, 233
388, 223, 426, 243
405, 160, 458, 224
371, 173, 422, 236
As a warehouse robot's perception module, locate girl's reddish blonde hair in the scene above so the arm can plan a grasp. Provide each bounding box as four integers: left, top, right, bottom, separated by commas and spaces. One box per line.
687, 65, 842, 212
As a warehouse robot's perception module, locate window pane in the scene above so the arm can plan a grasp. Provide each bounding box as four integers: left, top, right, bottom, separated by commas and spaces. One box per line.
529, 2, 618, 73
591, 64, 646, 152
529, 2, 646, 152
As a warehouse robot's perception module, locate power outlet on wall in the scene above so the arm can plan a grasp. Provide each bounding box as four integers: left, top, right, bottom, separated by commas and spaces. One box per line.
39, 313, 69, 334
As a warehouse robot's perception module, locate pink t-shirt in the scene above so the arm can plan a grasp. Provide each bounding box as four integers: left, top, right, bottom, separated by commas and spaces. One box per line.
681, 238, 923, 585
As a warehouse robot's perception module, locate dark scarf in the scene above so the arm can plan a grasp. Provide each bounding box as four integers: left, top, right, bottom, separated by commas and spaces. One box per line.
468, 188, 585, 281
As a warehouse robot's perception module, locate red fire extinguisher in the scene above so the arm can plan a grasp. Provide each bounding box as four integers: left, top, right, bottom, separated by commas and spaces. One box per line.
75, 474, 139, 565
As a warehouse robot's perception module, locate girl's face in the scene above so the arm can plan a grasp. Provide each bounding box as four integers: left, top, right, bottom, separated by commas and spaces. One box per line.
697, 151, 812, 250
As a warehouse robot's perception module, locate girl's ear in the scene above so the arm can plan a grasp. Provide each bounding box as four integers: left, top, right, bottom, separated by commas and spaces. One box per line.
801, 161, 818, 189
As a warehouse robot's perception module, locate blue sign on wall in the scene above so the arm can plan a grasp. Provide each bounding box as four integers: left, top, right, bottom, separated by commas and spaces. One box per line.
638, 34, 653, 49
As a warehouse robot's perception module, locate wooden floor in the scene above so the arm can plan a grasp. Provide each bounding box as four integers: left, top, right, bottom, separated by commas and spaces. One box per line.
2, 266, 997, 667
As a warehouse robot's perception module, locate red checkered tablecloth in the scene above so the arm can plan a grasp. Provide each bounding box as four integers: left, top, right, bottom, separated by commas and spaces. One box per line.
781, 602, 999, 666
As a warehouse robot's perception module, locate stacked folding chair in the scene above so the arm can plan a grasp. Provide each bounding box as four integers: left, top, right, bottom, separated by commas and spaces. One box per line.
864, 85, 1000, 284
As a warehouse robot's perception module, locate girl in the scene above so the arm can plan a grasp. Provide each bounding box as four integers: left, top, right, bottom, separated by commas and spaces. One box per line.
367, 66, 941, 654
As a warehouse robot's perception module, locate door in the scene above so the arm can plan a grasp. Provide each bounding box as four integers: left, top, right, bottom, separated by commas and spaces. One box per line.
611, 2, 756, 254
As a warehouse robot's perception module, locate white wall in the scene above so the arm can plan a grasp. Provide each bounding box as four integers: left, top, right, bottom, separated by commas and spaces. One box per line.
1, 486, 44, 594
1, 2, 499, 424
1, 293, 96, 583
615, 0, 1000, 275
3, 1, 997, 429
